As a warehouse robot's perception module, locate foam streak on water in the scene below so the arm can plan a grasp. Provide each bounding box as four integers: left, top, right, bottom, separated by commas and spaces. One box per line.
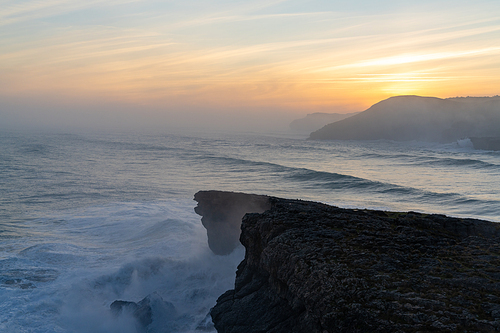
0, 130, 499, 332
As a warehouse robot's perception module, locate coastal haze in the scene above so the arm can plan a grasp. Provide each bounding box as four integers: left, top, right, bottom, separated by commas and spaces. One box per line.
1, 1, 500, 333
2, 0, 500, 132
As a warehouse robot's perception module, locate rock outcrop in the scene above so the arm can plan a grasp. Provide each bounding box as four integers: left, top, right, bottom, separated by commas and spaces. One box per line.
309, 95, 500, 142
211, 196, 500, 332
194, 191, 271, 255
110, 293, 176, 329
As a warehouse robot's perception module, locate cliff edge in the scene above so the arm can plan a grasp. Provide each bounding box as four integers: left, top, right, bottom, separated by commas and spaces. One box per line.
211, 196, 500, 332
194, 191, 270, 255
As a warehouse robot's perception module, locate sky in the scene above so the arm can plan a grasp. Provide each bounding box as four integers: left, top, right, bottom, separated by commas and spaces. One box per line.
1, 0, 500, 132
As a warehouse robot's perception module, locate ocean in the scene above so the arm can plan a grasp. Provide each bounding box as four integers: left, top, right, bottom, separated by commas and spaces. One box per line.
1, 129, 499, 332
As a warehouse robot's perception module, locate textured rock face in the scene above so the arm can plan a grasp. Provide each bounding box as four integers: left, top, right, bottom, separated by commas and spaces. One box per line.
211, 197, 500, 332
194, 191, 271, 255
110, 293, 176, 329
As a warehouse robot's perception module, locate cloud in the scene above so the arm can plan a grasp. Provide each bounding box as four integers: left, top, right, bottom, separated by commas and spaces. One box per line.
1, 0, 500, 126
0, 0, 142, 26
339, 47, 500, 69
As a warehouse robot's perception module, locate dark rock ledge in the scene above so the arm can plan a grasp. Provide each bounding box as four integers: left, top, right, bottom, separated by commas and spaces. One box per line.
206, 193, 500, 332
194, 191, 271, 255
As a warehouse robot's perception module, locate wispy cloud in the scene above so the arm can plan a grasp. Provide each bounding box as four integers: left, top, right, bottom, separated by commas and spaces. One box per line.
0, 0, 141, 26
333, 47, 500, 70
348, 73, 469, 83
167, 11, 337, 30
1, 0, 500, 111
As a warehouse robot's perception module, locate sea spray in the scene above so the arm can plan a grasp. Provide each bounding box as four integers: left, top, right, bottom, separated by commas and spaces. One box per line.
58, 249, 244, 333
0, 200, 244, 332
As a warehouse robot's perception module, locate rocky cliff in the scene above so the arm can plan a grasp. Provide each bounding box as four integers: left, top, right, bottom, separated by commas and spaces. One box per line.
194, 191, 270, 255
211, 195, 500, 332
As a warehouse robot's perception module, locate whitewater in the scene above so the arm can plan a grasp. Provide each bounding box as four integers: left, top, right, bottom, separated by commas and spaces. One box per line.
1, 129, 499, 332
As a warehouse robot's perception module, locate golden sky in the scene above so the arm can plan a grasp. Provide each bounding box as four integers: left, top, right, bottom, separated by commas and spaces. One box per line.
1, 0, 500, 130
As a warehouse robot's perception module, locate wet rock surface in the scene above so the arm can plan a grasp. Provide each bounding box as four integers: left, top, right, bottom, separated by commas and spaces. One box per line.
110, 293, 176, 329
211, 196, 500, 332
194, 191, 270, 255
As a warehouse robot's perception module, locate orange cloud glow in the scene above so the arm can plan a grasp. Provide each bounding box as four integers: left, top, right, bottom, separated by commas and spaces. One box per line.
1, 0, 500, 123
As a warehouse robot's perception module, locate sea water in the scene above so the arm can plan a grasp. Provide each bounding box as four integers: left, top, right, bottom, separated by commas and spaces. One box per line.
1, 129, 499, 332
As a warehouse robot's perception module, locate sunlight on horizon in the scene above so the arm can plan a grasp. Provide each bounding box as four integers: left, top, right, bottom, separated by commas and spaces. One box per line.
1, 0, 500, 130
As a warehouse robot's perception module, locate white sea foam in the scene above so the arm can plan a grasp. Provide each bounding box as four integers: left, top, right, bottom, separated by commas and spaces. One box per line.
0, 200, 243, 332
456, 138, 474, 149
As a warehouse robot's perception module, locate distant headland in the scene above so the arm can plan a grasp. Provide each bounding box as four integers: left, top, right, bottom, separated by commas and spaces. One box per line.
289, 112, 359, 133
308, 95, 500, 147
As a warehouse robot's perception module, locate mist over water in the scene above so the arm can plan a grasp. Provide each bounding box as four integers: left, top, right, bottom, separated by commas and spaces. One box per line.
0, 199, 244, 333
0, 130, 499, 332
0, 96, 299, 135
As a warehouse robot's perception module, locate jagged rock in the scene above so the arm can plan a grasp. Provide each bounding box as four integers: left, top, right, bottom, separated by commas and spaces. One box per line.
211, 195, 500, 332
196, 313, 216, 331
111, 299, 152, 327
110, 293, 176, 328
194, 191, 271, 255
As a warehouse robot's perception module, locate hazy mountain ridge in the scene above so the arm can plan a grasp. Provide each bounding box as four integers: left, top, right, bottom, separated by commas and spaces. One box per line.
309, 95, 500, 142
289, 112, 359, 133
